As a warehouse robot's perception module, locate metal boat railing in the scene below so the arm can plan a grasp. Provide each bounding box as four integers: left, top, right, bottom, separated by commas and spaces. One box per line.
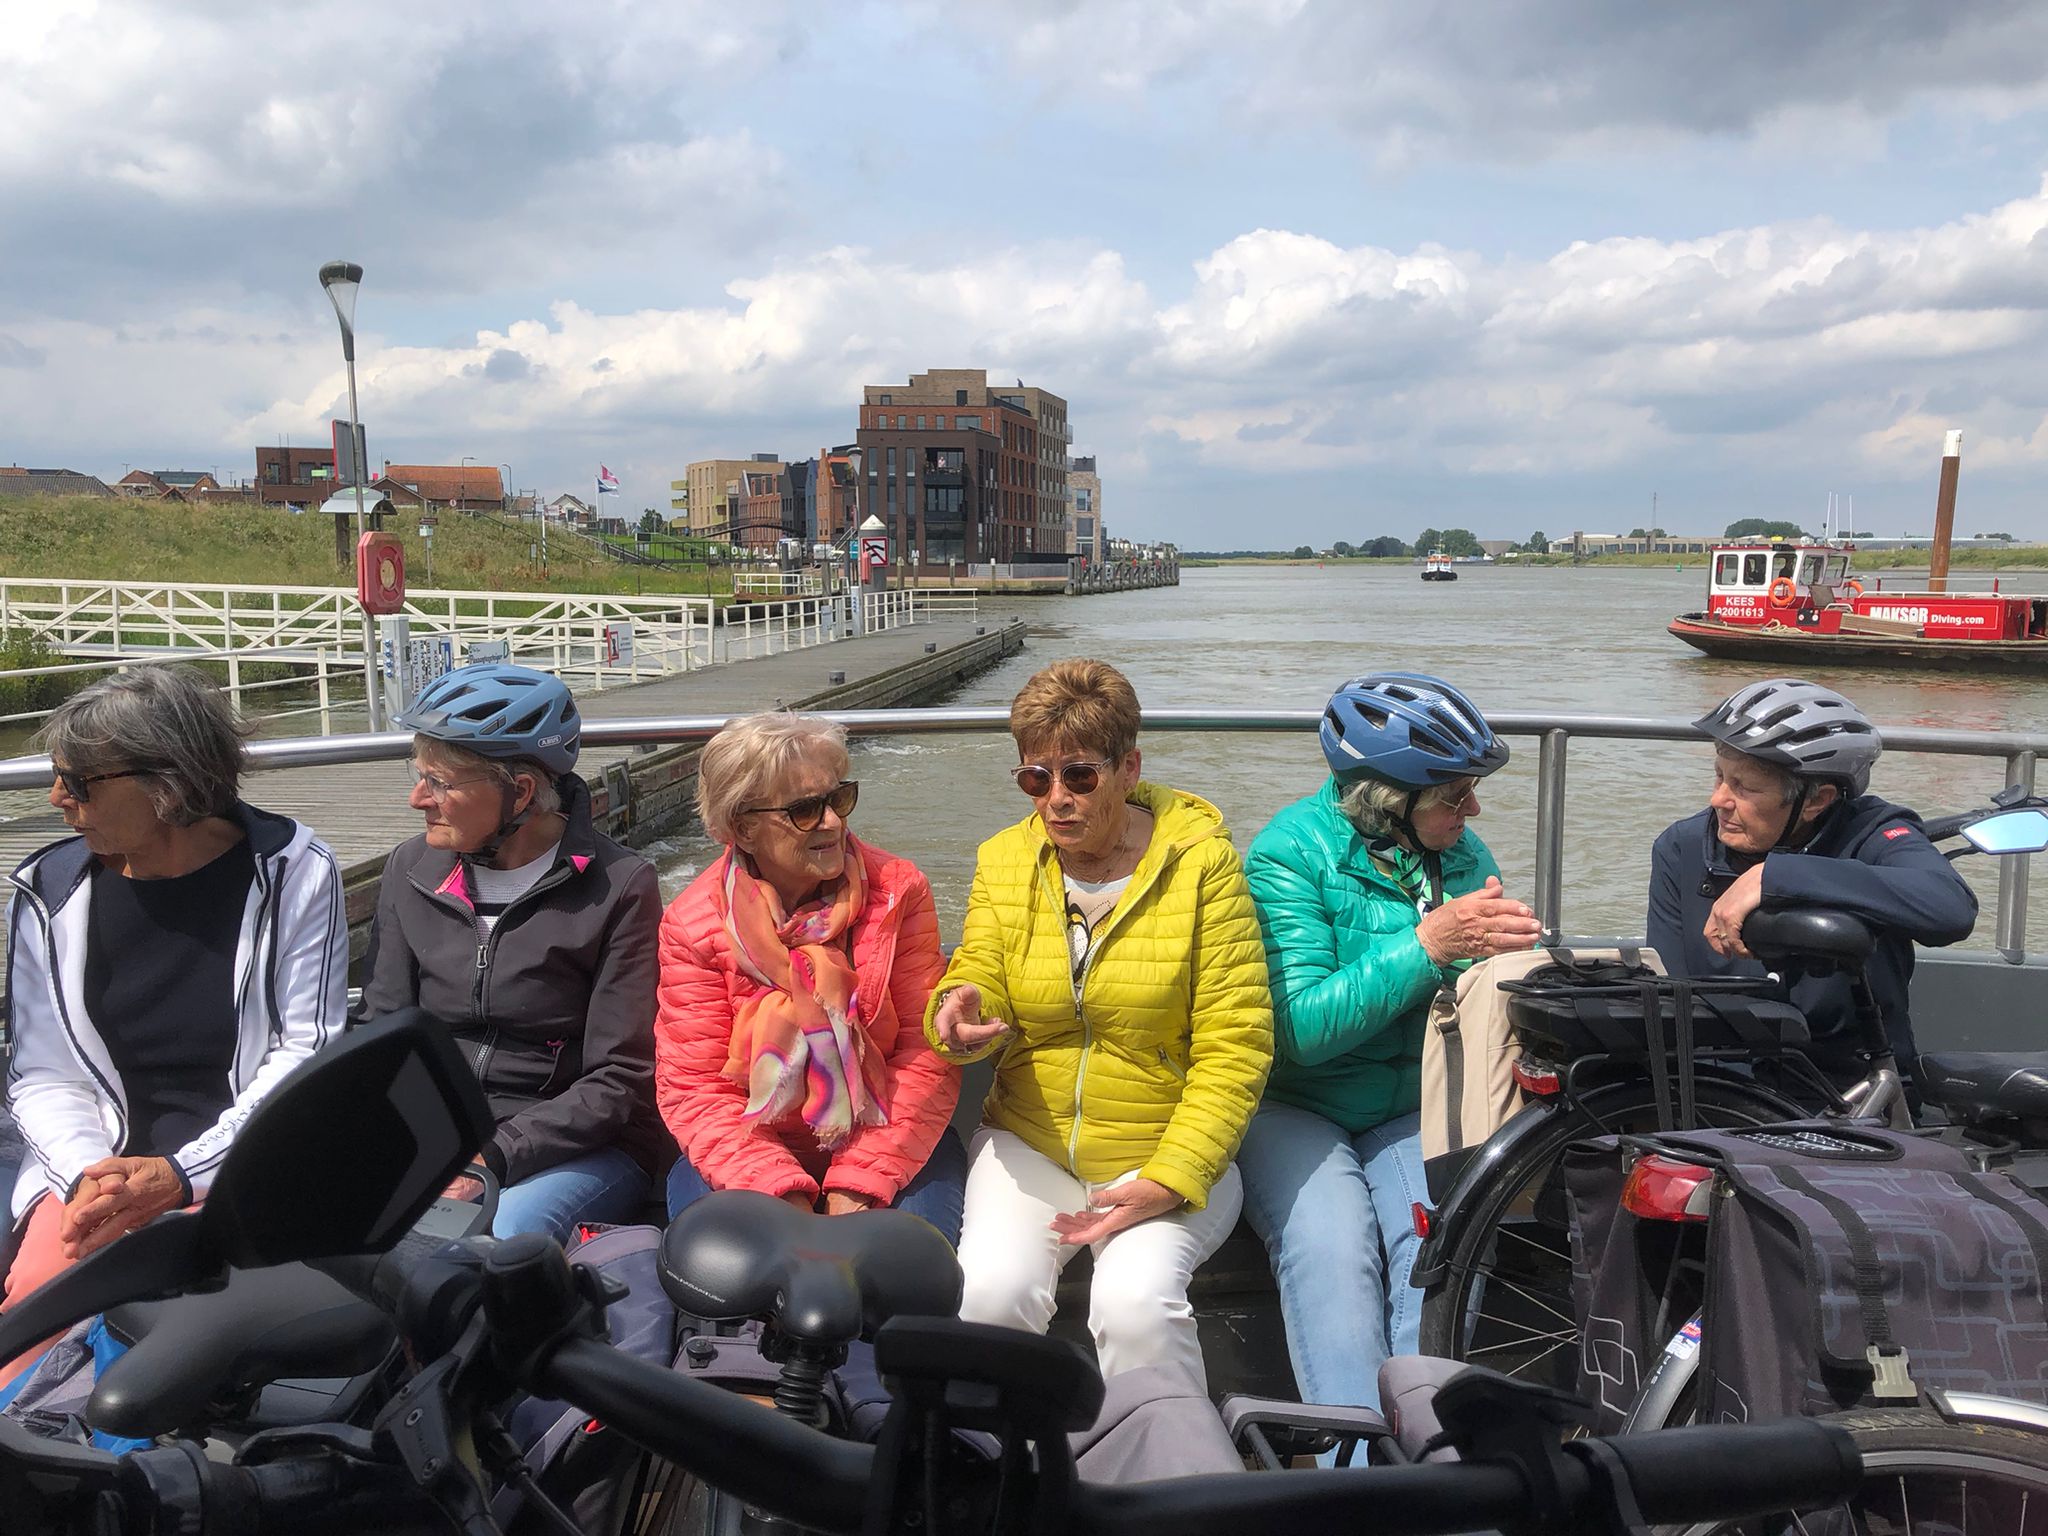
0, 706, 2034, 960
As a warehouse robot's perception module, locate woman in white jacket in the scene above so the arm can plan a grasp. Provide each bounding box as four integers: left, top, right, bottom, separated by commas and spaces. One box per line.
3, 666, 347, 1383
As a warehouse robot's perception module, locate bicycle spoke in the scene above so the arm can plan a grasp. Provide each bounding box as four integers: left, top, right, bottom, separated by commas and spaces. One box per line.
1475, 1270, 1578, 1330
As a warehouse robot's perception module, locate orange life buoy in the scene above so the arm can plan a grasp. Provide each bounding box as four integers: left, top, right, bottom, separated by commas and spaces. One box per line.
1767, 576, 1797, 608
1843, 578, 1864, 598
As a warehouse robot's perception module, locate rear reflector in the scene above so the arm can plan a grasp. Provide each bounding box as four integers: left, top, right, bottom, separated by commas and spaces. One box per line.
1621, 1154, 1715, 1223
1412, 1202, 1431, 1240
1511, 1058, 1562, 1098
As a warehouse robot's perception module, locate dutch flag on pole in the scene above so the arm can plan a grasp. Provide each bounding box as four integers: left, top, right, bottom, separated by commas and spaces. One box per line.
596, 464, 621, 495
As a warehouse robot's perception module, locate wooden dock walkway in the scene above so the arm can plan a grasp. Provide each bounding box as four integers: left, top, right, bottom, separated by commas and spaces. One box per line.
0, 619, 1026, 928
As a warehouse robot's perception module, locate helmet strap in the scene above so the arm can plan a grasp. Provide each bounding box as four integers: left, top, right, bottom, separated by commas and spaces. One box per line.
468, 776, 536, 867
1388, 788, 1427, 855
1773, 781, 1812, 852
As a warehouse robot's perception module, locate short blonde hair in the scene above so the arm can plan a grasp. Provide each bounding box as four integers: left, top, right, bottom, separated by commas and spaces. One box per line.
1009, 658, 1140, 762
695, 711, 850, 843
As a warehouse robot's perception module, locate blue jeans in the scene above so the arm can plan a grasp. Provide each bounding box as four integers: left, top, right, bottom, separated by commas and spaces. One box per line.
492, 1147, 651, 1242
1237, 1102, 1430, 1413
665, 1127, 969, 1248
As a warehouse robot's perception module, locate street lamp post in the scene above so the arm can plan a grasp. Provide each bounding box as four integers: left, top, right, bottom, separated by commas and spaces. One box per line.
318, 259, 384, 731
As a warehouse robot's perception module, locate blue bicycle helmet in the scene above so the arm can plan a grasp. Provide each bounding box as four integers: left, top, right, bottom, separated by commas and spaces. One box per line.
1320, 672, 1509, 788
396, 663, 581, 778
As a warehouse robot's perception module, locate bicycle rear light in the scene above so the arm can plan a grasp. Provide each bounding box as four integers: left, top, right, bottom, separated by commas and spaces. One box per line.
1621, 1154, 1716, 1223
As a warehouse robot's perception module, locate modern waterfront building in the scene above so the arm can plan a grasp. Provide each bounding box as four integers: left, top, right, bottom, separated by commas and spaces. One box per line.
1067, 455, 1103, 561
856, 369, 1070, 566
684, 455, 783, 539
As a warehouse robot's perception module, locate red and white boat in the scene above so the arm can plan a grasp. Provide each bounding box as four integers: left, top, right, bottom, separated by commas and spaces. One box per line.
1668, 539, 2048, 672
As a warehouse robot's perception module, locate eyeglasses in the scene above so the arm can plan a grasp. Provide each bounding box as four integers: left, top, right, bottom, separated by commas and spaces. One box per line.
1012, 759, 1114, 799
409, 760, 505, 803
738, 780, 858, 832
53, 767, 151, 803
1422, 777, 1480, 810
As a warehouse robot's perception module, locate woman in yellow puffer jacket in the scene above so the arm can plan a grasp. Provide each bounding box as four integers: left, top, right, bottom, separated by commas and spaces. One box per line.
927, 658, 1272, 1389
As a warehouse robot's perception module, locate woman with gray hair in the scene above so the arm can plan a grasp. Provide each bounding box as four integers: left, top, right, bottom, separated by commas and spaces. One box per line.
359, 663, 665, 1241
3, 665, 346, 1383
653, 711, 965, 1240
1236, 673, 1537, 1421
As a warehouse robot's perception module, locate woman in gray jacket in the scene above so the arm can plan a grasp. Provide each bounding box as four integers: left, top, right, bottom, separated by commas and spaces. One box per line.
359, 663, 664, 1240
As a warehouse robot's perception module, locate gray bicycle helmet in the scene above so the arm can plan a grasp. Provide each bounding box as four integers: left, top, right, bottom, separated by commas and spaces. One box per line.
1694, 677, 1880, 797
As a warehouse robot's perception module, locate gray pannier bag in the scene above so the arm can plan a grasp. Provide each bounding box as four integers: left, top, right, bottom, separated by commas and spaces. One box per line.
1654, 1123, 2048, 1424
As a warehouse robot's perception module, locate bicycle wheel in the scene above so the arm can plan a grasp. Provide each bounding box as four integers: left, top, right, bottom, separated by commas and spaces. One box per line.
1415, 1077, 1797, 1389
1668, 1408, 2048, 1535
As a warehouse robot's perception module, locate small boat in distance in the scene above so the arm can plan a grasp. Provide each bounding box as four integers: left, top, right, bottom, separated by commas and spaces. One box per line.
1421, 550, 1458, 582
1668, 537, 2048, 673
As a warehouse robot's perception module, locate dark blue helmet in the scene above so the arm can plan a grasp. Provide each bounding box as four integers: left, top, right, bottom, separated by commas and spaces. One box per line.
396, 663, 580, 778
1320, 672, 1509, 788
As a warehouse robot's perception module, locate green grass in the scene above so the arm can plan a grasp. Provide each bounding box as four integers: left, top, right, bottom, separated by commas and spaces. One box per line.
0, 496, 733, 598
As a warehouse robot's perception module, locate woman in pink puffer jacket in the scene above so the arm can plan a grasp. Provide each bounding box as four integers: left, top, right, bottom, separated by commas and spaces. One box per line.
653, 712, 965, 1241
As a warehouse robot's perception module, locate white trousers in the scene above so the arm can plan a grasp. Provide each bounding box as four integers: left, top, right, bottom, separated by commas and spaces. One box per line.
955, 1126, 1242, 1390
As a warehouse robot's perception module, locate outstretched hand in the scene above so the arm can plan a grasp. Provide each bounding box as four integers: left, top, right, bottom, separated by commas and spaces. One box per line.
1050, 1177, 1182, 1247
1416, 876, 1543, 965
932, 983, 1011, 1054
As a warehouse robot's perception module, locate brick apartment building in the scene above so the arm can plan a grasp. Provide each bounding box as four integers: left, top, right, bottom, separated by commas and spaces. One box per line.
856, 369, 1070, 566
684, 455, 782, 539
816, 447, 859, 544
254, 446, 339, 505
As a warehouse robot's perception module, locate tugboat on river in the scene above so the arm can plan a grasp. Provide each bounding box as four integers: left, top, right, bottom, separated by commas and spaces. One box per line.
1421, 550, 1458, 582
1668, 539, 2048, 673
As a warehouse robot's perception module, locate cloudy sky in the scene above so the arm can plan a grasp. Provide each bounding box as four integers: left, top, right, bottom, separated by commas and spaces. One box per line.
10, 0, 2048, 547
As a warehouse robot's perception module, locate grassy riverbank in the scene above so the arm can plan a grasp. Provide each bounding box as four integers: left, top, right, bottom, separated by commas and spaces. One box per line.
0, 495, 728, 597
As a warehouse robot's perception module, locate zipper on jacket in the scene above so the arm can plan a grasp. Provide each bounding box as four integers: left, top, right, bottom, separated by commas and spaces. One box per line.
1041, 844, 1173, 1176
8, 876, 129, 1158
1156, 1045, 1188, 1082
449, 855, 583, 1088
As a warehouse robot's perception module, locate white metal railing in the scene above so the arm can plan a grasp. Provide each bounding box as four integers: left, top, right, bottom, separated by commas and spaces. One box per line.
0, 579, 717, 730
734, 571, 825, 598
0, 578, 978, 729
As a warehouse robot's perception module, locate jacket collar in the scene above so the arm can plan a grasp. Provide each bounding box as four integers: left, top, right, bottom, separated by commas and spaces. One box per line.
409, 772, 600, 905
12, 799, 294, 915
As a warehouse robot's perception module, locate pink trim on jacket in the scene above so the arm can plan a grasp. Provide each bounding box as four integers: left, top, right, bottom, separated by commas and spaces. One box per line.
653, 837, 959, 1205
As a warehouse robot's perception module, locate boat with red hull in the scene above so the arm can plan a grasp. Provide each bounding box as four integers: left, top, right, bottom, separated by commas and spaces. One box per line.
1669, 539, 2048, 673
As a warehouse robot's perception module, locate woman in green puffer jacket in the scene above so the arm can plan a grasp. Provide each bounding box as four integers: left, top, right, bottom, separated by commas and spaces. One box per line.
1239, 674, 1539, 1418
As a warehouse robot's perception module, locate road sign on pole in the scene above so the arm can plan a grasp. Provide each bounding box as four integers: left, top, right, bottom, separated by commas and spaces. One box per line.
861, 538, 889, 567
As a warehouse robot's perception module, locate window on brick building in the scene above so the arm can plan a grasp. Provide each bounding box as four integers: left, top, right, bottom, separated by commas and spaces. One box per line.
955, 389, 968, 406
917, 415, 926, 430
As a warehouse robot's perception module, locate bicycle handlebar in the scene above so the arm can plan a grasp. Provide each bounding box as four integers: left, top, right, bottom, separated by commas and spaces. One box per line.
74, 1230, 1863, 1536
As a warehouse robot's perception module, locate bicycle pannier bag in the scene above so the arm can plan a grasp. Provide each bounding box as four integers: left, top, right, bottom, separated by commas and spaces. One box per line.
1422, 946, 1666, 1170
1669, 1124, 2048, 1423
1561, 1133, 1708, 1435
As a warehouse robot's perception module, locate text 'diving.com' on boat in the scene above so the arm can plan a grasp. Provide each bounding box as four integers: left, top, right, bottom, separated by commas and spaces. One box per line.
1669, 539, 2048, 673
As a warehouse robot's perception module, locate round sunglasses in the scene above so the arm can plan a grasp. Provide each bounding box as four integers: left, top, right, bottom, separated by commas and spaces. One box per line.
738, 780, 858, 832
1012, 759, 1114, 799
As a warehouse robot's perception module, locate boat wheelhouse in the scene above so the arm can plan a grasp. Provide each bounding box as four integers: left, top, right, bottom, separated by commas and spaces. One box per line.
1421, 551, 1458, 582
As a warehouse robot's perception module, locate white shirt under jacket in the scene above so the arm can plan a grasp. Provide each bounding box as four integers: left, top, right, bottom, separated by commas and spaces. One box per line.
4, 802, 348, 1221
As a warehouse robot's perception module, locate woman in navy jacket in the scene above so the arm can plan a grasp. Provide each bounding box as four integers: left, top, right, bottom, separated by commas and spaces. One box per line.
1647, 677, 1977, 1090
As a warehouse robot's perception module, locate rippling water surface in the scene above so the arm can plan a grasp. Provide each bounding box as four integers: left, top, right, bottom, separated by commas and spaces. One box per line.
648, 564, 2048, 955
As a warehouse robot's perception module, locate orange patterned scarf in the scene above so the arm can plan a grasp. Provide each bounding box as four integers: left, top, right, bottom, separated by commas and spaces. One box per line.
720, 842, 889, 1149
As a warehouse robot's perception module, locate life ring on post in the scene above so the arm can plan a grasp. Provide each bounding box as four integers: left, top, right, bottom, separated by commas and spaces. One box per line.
1767, 576, 1797, 609
1842, 578, 1864, 599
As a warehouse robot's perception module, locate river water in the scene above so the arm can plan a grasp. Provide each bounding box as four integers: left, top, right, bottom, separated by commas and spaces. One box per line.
646, 563, 2048, 955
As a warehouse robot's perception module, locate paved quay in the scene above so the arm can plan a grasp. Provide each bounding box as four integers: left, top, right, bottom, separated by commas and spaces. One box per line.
0, 618, 1026, 933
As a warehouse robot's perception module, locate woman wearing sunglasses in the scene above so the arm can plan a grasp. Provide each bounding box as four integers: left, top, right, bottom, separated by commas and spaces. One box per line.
926, 658, 1272, 1389
3, 666, 347, 1384
654, 711, 966, 1239
358, 663, 666, 1242
1236, 673, 1534, 1424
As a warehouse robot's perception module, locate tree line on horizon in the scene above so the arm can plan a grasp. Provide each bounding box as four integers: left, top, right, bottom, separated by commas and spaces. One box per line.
1186, 516, 2030, 561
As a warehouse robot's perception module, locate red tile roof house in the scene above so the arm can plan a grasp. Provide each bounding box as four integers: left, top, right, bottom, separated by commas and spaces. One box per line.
114, 470, 221, 500
371, 465, 506, 513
